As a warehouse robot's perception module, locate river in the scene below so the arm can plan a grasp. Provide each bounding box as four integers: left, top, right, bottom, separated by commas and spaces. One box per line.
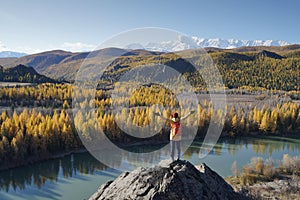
0, 136, 299, 200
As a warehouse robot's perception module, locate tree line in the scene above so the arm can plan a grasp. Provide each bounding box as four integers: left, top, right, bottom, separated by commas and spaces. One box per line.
0, 109, 81, 168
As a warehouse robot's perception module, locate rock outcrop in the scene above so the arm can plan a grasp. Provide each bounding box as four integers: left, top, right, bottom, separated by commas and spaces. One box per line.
89, 160, 247, 200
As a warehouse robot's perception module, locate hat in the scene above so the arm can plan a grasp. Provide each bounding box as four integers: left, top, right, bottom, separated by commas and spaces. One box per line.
172, 112, 180, 122
172, 112, 179, 118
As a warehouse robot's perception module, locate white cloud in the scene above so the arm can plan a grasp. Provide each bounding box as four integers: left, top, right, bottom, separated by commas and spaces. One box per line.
61, 42, 96, 52
13, 46, 43, 54
14, 42, 97, 54
0, 41, 97, 54
0, 41, 40, 54
0, 41, 8, 51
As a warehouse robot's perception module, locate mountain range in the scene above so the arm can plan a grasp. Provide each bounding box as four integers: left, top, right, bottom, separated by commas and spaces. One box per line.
0, 44, 300, 82
127, 35, 290, 52
0, 36, 291, 58
0, 44, 299, 91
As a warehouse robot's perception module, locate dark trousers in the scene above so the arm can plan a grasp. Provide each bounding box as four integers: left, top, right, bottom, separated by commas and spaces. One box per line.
170, 140, 181, 161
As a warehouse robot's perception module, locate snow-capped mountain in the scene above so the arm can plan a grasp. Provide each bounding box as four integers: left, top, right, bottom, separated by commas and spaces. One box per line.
127, 35, 290, 52
0, 51, 27, 58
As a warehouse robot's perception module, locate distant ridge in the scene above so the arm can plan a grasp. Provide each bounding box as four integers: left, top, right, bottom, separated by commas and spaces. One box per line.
256, 50, 284, 59
0, 51, 27, 58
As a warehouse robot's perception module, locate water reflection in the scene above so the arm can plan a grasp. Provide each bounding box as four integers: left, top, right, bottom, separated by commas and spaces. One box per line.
184, 136, 300, 159
0, 153, 109, 192
0, 136, 299, 193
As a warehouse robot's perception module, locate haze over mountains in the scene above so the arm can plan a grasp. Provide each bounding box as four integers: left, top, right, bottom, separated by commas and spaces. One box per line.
0, 35, 291, 58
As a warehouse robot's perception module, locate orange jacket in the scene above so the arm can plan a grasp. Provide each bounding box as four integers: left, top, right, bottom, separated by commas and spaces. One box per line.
170, 119, 181, 141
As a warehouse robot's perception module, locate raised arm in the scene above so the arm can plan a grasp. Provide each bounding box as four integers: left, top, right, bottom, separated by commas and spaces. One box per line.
154, 111, 195, 122
154, 112, 173, 123
180, 110, 195, 121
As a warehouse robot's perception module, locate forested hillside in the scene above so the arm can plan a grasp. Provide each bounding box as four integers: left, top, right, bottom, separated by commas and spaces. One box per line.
0, 64, 56, 83
0, 46, 299, 91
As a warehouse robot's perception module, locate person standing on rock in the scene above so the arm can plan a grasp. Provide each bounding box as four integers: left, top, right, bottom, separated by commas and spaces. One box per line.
155, 110, 195, 161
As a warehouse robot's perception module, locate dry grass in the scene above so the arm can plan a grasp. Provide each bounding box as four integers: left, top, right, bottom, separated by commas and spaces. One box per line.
227, 155, 300, 200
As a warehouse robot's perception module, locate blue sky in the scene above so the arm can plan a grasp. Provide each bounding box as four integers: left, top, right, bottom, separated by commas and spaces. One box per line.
0, 0, 299, 53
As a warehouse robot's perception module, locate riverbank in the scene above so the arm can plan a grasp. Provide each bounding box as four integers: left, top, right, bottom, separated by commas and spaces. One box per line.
225, 153, 300, 200
0, 139, 169, 172
0, 148, 87, 171
226, 175, 300, 200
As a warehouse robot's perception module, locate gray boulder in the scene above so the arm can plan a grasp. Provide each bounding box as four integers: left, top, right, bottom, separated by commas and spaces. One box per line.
89, 160, 247, 200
